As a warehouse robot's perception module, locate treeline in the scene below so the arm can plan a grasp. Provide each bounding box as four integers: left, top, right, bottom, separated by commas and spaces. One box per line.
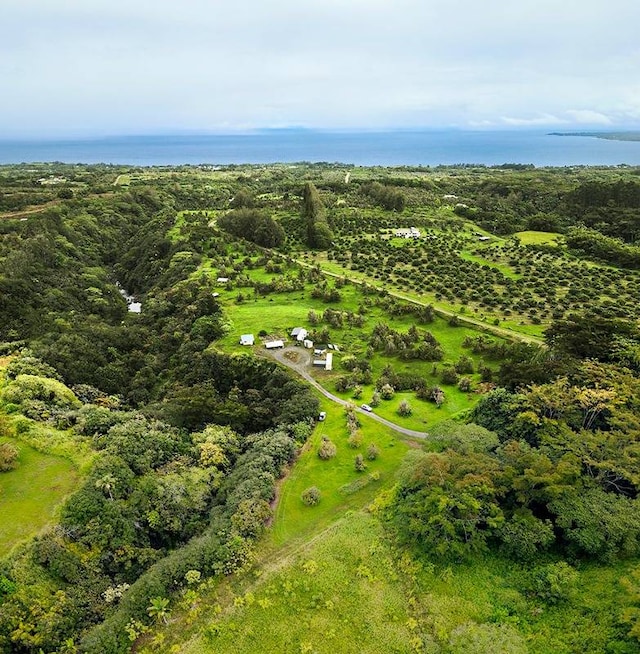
565, 226, 640, 269
302, 182, 334, 249
387, 312, 640, 568
218, 208, 285, 248
0, 170, 319, 651
388, 360, 640, 563
0, 355, 315, 652
362, 181, 405, 211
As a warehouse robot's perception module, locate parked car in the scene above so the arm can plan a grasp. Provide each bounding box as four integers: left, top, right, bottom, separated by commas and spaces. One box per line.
361, 404, 373, 412
318, 411, 327, 421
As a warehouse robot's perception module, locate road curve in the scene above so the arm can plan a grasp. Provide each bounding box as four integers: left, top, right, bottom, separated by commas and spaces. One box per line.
259, 346, 430, 440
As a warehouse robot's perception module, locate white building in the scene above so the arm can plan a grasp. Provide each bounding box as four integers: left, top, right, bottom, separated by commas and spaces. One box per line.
239, 334, 255, 346
290, 327, 308, 342
265, 340, 284, 349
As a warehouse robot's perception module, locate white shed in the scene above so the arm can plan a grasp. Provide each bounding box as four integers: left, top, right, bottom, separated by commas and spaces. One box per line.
265, 340, 284, 349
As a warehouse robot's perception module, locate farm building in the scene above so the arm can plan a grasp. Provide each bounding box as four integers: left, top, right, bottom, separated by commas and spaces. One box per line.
290, 327, 308, 341
265, 340, 284, 349
312, 352, 333, 371
216, 277, 229, 284
394, 227, 421, 238
325, 352, 333, 371
239, 334, 255, 346
303, 339, 313, 349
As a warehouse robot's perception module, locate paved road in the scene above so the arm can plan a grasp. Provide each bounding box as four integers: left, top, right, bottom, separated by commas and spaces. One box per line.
260, 346, 430, 440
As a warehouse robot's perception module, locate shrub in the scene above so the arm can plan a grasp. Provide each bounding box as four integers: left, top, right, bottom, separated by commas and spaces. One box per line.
354, 454, 367, 472
440, 367, 459, 385
380, 383, 395, 400
454, 355, 474, 374
396, 400, 412, 417
348, 430, 363, 449
457, 376, 472, 392
317, 437, 337, 460
366, 443, 380, 460
369, 391, 381, 407
0, 442, 19, 472
301, 486, 321, 506
531, 562, 579, 604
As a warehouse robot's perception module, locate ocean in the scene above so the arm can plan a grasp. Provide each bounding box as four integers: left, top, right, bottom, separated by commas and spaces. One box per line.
1, 130, 640, 167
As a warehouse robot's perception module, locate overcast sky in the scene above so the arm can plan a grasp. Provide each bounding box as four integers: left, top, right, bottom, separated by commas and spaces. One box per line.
2, 0, 639, 136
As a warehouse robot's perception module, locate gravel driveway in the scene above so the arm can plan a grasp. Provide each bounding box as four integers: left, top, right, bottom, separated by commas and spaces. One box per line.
260, 346, 429, 439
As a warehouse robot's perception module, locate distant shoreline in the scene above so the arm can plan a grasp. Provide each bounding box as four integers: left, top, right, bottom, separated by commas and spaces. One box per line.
3, 130, 640, 166
549, 131, 640, 142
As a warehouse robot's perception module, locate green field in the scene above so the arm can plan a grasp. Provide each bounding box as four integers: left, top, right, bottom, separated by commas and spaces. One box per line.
0, 438, 79, 556
153, 510, 636, 654
175, 513, 417, 654
269, 395, 411, 547
212, 279, 497, 430
513, 230, 561, 246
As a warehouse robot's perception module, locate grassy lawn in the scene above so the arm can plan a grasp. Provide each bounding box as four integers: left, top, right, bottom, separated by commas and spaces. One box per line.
458, 250, 521, 279
0, 437, 79, 557
513, 230, 562, 246
214, 281, 496, 428
269, 395, 411, 547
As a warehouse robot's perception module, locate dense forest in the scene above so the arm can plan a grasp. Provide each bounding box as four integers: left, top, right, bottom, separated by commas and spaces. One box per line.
1, 162, 640, 653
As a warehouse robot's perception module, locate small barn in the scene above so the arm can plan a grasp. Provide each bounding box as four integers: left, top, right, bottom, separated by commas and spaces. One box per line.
265, 340, 284, 349
312, 352, 333, 371
303, 339, 314, 349
239, 334, 255, 346
290, 327, 308, 342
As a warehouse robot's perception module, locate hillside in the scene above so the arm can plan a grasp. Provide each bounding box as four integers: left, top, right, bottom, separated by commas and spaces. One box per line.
0, 162, 639, 653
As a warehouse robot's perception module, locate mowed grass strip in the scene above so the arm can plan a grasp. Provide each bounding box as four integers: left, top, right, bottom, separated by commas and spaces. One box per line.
0, 438, 79, 557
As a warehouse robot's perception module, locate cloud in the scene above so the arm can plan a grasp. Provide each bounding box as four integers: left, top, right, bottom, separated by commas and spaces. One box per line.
565, 110, 613, 125
1, 0, 639, 135
500, 114, 568, 127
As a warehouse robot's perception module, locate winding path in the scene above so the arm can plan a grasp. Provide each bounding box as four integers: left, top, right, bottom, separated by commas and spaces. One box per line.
260, 346, 430, 439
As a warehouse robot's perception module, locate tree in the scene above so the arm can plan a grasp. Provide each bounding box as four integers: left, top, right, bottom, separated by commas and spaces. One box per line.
380, 383, 395, 400
389, 451, 504, 559
302, 182, 334, 249
354, 454, 367, 472
545, 313, 639, 362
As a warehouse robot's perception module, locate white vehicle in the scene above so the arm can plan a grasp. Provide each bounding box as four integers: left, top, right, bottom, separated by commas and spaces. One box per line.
318, 411, 327, 421
361, 404, 373, 412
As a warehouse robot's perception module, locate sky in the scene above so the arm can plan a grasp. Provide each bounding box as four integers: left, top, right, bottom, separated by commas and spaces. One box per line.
2, 0, 640, 137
